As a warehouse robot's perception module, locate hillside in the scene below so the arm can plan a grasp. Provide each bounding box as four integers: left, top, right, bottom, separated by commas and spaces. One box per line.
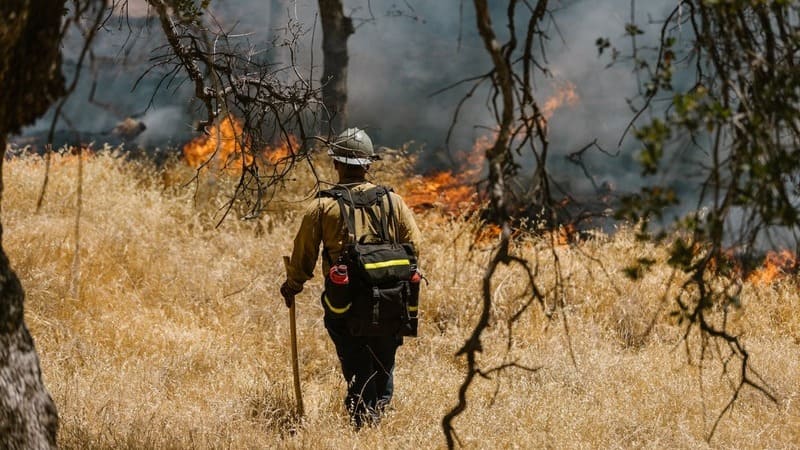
5, 150, 798, 448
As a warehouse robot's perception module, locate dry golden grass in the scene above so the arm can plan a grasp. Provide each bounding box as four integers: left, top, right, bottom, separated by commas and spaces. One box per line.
4, 148, 799, 448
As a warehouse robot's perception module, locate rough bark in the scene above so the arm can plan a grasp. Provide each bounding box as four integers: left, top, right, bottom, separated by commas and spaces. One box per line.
318, 0, 354, 132
0, 0, 66, 447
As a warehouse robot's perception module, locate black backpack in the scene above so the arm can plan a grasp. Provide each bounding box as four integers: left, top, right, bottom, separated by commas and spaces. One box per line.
319, 185, 420, 337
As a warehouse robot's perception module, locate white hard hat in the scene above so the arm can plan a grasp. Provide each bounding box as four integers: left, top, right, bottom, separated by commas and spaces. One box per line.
327, 127, 375, 166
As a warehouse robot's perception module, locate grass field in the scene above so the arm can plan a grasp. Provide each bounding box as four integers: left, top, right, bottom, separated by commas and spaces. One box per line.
4, 149, 799, 448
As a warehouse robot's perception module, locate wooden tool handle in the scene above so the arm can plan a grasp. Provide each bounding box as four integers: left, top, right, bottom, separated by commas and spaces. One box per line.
283, 256, 304, 417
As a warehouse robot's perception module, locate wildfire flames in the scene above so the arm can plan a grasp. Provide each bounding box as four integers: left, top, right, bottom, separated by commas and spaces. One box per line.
182, 115, 296, 173
541, 80, 579, 120
708, 247, 798, 285
402, 171, 476, 211
554, 223, 577, 246
747, 250, 797, 285
402, 134, 492, 214
402, 81, 579, 215
177, 108, 800, 272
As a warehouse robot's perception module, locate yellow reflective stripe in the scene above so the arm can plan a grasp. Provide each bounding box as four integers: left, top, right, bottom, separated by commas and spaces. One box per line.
324, 294, 351, 314
364, 259, 411, 270
407, 305, 418, 312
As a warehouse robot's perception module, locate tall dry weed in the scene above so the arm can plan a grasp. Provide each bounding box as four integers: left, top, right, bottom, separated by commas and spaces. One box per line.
3, 149, 798, 448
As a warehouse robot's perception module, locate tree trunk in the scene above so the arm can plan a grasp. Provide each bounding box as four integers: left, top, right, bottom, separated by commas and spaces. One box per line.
0, 152, 59, 445
0, 0, 67, 447
318, 0, 354, 133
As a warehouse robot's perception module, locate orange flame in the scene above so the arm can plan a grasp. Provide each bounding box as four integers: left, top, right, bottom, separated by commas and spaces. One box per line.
747, 250, 797, 284
542, 80, 579, 120
553, 223, 577, 246
403, 80, 579, 214
402, 171, 477, 212
182, 115, 296, 173
183, 115, 251, 173
264, 134, 299, 165
402, 133, 494, 214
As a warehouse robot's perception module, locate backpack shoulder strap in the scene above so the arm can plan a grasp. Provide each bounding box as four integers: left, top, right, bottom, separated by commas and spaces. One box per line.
318, 185, 397, 243
374, 186, 397, 244
361, 186, 396, 243
318, 186, 358, 242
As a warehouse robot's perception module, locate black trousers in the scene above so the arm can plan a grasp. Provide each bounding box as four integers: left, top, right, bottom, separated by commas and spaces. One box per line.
324, 315, 402, 426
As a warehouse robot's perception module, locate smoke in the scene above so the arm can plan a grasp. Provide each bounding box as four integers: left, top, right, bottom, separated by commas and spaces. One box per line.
135, 106, 195, 148
19, 0, 680, 191
248, 0, 680, 187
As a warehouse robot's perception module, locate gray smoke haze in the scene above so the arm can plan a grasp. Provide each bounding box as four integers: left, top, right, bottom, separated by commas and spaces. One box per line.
18, 0, 679, 194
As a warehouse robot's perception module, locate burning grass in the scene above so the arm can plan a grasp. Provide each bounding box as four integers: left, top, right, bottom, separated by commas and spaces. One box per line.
182, 115, 298, 173
4, 149, 799, 448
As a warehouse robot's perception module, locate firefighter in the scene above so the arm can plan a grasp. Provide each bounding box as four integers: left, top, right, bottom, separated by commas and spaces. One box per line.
280, 127, 422, 428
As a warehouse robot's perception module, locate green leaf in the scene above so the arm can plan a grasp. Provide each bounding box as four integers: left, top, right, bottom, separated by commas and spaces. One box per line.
625, 23, 645, 36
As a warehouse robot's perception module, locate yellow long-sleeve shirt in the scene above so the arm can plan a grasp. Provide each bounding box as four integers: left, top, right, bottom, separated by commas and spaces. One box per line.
285, 181, 422, 292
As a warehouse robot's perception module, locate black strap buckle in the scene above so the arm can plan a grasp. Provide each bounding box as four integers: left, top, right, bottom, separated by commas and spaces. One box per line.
372, 287, 381, 325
